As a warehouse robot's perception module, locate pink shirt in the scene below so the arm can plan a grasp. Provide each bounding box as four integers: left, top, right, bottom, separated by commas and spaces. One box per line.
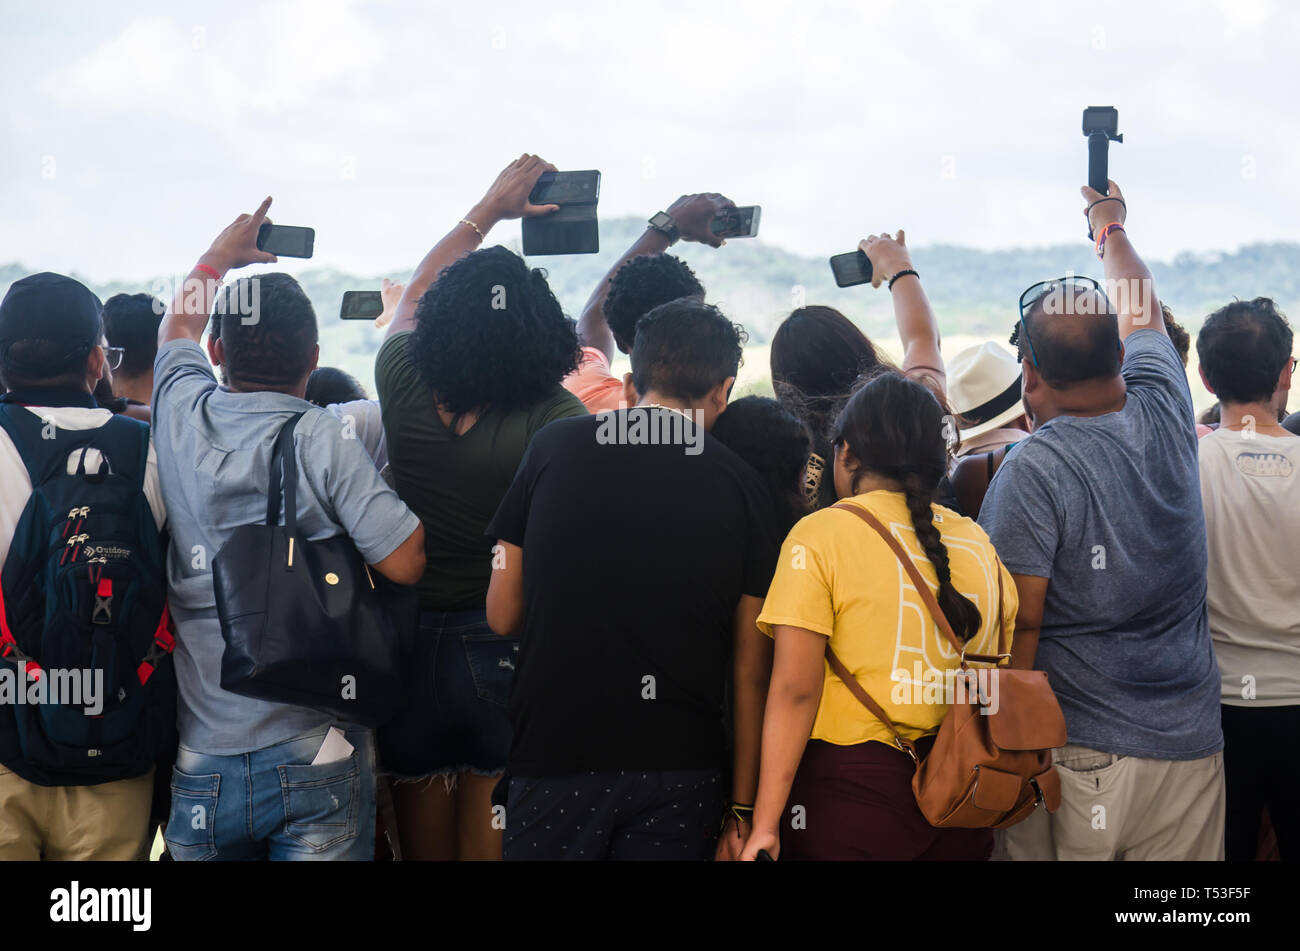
563, 346, 625, 414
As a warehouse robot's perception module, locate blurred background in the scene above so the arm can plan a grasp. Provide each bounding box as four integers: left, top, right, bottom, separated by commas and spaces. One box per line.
3, 0, 1298, 408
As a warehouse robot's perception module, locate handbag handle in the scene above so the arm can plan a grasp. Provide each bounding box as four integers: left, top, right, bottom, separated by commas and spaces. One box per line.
265, 412, 307, 558
830, 502, 1007, 665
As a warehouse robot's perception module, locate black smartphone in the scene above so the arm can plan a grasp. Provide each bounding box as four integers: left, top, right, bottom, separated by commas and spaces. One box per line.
1082, 106, 1121, 195
521, 204, 600, 256
256, 223, 315, 258
710, 205, 761, 238
529, 170, 601, 206
829, 250, 872, 287
340, 290, 384, 320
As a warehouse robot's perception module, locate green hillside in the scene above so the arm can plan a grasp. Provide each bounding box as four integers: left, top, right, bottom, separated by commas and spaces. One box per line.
4, 220, 1297, 408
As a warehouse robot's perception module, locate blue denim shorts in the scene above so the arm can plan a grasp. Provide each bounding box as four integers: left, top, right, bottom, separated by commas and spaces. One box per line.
379, 609, 517, 780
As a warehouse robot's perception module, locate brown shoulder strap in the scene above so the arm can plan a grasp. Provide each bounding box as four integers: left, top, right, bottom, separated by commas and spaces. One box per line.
831, 502, 1007, 663
823, 645, 916, 761
822, 502, 1009, 757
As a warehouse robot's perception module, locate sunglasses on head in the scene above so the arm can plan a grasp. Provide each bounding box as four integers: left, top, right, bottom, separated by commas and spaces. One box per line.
1010, 276, 1112, 367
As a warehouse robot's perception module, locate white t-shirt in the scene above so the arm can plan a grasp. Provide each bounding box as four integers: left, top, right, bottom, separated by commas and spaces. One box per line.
1198, 427, 1300, 706
0, 405, 167, 569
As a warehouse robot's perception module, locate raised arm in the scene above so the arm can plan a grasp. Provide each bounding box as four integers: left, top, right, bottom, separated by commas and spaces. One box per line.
158, 197, 278, 347
576, 193, 734, 362
1081, 180, 1164, 340
384, 154, 560, 340
860, 230, 945, 388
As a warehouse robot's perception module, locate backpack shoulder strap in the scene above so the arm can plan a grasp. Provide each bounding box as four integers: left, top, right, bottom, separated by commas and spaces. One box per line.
0, 403, 150, 494
0, 403, 52, 485
823, 645, 917, 761
831, 501, 1008, 664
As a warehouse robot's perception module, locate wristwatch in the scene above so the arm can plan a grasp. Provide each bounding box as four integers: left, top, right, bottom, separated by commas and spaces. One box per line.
647, 211, 680, 245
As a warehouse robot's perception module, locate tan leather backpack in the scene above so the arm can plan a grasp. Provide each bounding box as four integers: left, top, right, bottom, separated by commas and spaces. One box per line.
826, 502, 1066, 829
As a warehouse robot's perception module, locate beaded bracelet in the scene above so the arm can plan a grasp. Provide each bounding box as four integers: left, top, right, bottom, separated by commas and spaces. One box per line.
888, 269, 919, 291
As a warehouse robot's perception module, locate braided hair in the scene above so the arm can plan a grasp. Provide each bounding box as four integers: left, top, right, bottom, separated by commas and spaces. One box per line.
832, 371, 982, 642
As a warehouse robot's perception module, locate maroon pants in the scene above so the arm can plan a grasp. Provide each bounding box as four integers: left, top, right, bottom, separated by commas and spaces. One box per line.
781, 737, 993, 861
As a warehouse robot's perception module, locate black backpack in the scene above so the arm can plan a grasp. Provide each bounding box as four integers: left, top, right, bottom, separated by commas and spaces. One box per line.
0, 399, 176, 786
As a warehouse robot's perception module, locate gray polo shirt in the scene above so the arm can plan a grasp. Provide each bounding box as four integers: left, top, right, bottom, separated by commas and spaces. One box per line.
152, 340, 419, 754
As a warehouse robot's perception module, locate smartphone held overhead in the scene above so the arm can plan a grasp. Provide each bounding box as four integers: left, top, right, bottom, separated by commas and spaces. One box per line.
339, 290, 384, 320
522, 170, 601, 256
710, 205, 761, 239
256, 222, 315, 258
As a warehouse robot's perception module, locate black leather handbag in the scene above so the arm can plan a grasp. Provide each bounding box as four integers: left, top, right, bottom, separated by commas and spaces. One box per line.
212, 412, 405, 727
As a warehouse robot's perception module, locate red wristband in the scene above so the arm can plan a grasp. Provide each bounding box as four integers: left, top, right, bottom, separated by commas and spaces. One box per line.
194, 263, 223, 281
1095, 222, 1125, 260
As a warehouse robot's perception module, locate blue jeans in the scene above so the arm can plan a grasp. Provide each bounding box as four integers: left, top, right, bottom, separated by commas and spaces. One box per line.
163, 727, 376, 861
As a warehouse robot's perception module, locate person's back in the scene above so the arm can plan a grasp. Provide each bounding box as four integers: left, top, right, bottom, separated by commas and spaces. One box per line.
1194, 296, 1298, 861
151, 210, 423, 861
487, 298, 778, 860
375, 246, 585, 610
741, 372, 1016, 862
376, 355, 578, 608
0, 273, 169, 862
371, 159, 587, 861
978, 181, 1223, 862
982, 332, 1217, 756
493, 411, 773, 773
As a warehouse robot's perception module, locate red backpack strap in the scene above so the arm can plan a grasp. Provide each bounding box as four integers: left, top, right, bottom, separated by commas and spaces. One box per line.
137, 600, 176, 685
0, 581, 43, 680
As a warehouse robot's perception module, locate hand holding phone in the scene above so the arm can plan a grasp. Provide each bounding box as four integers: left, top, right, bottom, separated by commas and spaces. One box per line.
201, 196, 278, 273
476, 154, 561, 224
664, 193, 734, 247
829, 250, 872, 287
710, 205, 761, 239
859, 230, 912, 289
520, 166, 602, 255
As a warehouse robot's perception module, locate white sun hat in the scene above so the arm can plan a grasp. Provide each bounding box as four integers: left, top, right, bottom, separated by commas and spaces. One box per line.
947, 341, 1025, 439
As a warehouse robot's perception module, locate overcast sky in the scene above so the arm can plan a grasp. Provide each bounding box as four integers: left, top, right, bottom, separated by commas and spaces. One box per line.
2, 0, 1297, 283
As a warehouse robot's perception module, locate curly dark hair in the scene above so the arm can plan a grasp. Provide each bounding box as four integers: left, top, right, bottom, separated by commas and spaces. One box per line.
1160, 302, 1191, 368
410, 246, 580, 416
604, 253, 704, 352
711, 396, 812, 537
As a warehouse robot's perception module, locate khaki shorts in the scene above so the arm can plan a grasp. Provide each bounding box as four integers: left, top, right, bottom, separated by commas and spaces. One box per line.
995, 744, 1225, 861
0, 763, 154, 861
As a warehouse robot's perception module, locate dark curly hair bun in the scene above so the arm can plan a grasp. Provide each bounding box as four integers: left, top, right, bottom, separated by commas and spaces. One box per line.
410, 245, 580, 415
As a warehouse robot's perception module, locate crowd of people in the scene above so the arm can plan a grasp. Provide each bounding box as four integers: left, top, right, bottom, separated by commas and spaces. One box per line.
0, 153, 1295, 862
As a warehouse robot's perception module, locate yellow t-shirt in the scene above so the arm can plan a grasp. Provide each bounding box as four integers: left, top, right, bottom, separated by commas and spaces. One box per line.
755, 490, 1017, 748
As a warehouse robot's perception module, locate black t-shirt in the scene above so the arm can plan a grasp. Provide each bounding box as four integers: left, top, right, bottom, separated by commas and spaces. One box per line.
486, 408, 780, 776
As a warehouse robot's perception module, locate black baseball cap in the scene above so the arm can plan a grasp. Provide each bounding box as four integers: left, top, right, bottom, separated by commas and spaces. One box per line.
0, 272, 104, 377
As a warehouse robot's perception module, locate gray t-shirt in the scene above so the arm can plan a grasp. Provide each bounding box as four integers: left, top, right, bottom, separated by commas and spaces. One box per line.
152, 340, 420, 754
979, 330, 1222, 760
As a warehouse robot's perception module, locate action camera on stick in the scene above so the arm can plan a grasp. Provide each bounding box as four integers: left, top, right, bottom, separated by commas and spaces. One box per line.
1082, 106, 1122, 195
